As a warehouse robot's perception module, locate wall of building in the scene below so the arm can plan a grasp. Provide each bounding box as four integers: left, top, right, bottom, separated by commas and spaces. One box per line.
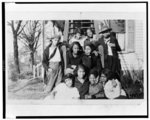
119, 20, 144, 71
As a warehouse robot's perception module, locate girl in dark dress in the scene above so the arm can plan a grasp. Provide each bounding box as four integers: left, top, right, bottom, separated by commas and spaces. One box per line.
81, 42, 102, 75
74, 64, 89, 99
85, 70, 105, 99
66, 41, 83, 74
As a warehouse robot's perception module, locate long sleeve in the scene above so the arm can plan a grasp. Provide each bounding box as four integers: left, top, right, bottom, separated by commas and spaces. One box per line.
66, 52, 72, 68
115, 38, 121, 52
42, 47, 49, 71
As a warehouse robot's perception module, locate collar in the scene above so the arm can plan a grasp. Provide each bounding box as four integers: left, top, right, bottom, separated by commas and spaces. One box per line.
104, 37, 110, 44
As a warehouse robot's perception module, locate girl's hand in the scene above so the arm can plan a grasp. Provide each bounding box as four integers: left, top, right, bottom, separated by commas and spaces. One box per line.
85, 95, 92, 99
108, 43, 116, 47
48, 68, 53, 72
93, 50, 98, 56
71, 65, 76, 69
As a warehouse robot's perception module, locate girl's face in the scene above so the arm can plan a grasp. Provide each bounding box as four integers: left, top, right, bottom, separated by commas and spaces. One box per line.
76, 33, 81, 40
52, 38, 60, 46
72, 44, 79, 55
85, 46, 92, 55
77, 68, 85, 79
100, 73, 107, 83
89, 74, 96, 85
87, 29, 93, 38
65, 78, 73, 87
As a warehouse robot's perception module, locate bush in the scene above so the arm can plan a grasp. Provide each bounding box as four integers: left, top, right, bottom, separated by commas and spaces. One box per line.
9, 70, 19, 82
121, 69, 144, 99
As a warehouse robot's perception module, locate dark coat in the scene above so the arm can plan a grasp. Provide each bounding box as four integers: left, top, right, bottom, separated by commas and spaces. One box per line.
96, 36, 121, 73
96, 36, 121, 58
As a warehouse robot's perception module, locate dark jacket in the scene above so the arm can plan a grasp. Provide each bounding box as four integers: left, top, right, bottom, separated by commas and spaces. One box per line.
42, 43, 65, 83
96, 36, 121, 58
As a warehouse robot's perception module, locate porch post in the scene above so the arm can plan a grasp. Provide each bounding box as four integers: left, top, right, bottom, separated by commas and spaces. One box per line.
41, 21, 45, 79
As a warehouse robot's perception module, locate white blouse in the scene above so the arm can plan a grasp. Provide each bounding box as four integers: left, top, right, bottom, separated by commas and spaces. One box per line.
104, 38, 113, 56
54, 83, 80, 99
49, 47, 61, 62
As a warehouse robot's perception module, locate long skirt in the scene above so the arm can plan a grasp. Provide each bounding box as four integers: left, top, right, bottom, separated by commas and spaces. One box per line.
44, 62, 62, 93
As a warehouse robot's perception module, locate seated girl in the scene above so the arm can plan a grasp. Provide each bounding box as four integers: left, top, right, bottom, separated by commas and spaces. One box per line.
46, 73, 80, 100
74, 64, 89, 99
99, 69, 111, 87
103, 71, 127, 99
81, 42, 102, 75
66, 42, 83, 74
85, 70, 105, 99
69, 28, 86, 48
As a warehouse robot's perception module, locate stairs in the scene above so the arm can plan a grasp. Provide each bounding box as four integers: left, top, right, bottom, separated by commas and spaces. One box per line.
63, 20, 100, 41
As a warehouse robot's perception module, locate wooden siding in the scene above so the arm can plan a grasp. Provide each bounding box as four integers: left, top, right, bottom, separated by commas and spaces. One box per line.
119, 20, 144, 70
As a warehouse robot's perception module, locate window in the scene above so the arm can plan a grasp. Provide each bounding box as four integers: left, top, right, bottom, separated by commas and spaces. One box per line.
110, 20, 135, 52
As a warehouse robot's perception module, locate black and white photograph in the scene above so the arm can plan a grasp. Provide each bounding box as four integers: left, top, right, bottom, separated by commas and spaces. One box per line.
3, 2, 148, 118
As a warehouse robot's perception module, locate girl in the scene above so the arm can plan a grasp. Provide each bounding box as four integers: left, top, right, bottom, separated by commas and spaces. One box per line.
66, 42, 83, 74
69, 28, 86, 47
82, 43, 102, 75
74, 64, 89, 99
100, 69, 111, 86
84, 28, 98, 47
50, 73, 80, 100
103, 71, 127, 99
85, 70, 105, 99
42, 35, 65, 93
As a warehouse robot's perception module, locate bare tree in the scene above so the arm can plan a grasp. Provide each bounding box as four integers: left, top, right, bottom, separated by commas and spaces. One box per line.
19, 20, 42, 70
7, 20, 26, 74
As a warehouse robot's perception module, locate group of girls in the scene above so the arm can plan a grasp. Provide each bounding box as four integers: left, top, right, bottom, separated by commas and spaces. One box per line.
43, 28, 126, 100
47, 65, 127, 100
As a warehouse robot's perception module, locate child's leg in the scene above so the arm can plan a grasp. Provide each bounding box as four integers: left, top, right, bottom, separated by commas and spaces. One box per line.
55, 65, 63, 86
44, 62, 60, 93
44, 69, 58, 93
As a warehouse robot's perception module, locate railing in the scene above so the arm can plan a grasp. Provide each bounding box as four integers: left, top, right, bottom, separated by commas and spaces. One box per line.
33, 63, 44, 78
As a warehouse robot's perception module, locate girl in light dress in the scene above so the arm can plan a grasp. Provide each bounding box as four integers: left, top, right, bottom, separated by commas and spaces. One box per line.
44, 73, 80, 100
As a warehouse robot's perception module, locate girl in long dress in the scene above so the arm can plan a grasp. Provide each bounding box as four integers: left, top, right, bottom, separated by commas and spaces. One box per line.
42, 35, 65, 93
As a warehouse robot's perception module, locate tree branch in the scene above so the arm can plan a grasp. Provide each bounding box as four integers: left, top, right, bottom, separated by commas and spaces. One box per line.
15, 20, 22, 32
17, 22, 27, 36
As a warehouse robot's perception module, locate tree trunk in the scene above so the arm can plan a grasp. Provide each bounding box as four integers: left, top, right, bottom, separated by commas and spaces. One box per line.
13, 34, 20, 74
30, 51, 34, 71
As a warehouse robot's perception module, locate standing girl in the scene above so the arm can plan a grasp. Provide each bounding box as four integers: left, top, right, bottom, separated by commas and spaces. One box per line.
42, 35, 65, 93
74, 64, 89, 99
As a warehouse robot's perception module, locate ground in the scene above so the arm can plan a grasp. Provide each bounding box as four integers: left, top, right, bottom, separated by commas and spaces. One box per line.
7, 74, 144, 100
8, 78, 47, 100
